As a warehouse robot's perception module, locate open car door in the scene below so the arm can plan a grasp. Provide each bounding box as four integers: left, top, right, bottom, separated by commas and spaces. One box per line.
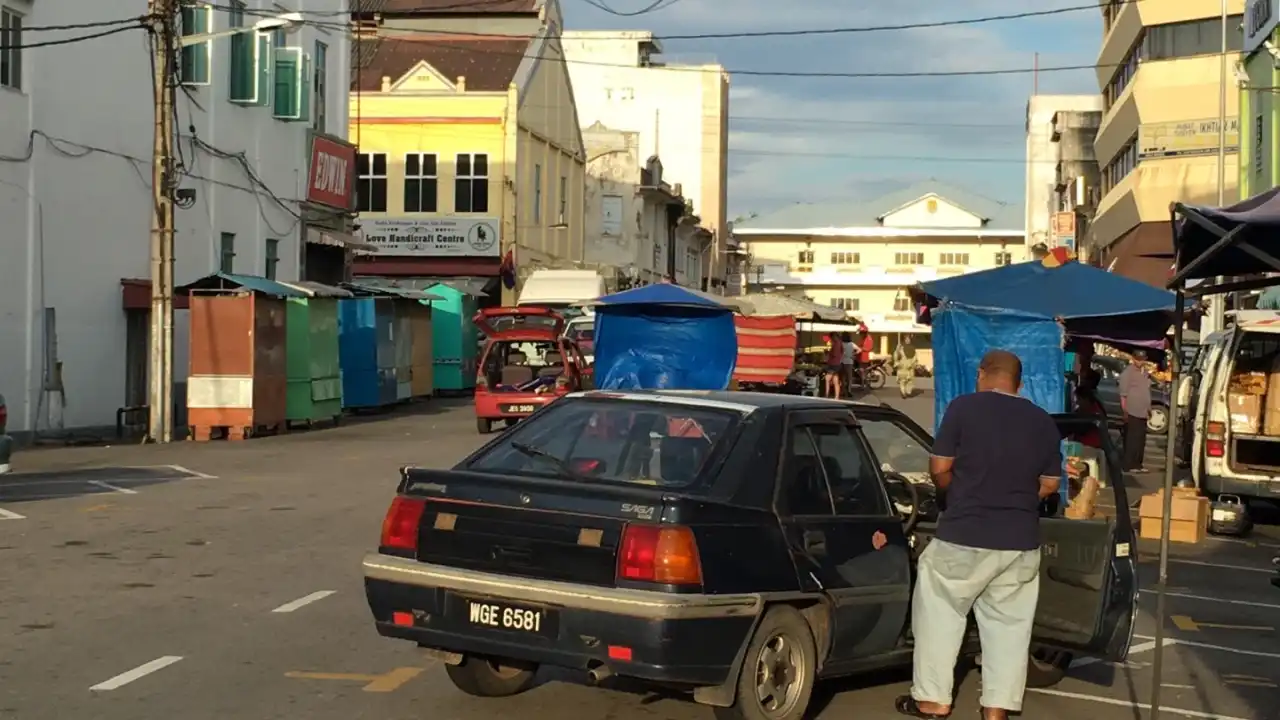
1032, 414, 1138, 663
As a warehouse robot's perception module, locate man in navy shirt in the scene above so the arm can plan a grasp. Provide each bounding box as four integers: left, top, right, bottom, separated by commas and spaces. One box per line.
895, 349, 1062, 720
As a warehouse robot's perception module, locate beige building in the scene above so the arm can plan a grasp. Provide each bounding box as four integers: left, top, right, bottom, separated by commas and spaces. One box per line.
733, 183, 1026, 367
1092, 0, 1244, 284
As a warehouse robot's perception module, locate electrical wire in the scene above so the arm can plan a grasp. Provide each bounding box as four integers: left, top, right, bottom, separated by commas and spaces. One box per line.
21, 16, 150, 32
576, 0, 684, 18
0, 24, 146, 50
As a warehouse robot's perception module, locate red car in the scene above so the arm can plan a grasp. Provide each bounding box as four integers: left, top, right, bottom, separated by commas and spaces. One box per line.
473, 307, 589, 434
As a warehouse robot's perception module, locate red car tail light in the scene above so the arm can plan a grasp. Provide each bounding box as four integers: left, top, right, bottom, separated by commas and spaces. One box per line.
381, 496, 427, 552
1206, 421, 1225, 458
617, 524, 702, 586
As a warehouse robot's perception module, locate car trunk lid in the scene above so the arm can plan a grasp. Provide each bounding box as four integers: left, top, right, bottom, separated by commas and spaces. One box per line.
401, 467, 669, 587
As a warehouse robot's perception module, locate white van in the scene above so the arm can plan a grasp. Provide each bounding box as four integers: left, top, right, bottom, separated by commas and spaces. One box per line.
517, 270, 606, 309
1191, 312, 1280, 502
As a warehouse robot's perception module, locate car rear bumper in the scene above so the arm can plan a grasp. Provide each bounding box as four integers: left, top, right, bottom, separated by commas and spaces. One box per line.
1201, 473, 1280, 500
362, 553, 758, 686
474, 394, 555, 419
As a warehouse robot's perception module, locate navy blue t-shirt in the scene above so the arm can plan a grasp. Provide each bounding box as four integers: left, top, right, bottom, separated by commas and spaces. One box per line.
932, 390, 1062, 551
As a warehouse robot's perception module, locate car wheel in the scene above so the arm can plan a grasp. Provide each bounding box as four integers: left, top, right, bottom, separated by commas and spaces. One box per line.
477, 418, 492, 434
1148, 405, 1169, 434
1025, 648, 1072, 688
445, 656, 537, 697
714, 605, 816, 720
865, 368, 887, 390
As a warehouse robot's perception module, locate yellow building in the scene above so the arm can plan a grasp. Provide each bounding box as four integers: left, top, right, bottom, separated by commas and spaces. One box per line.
733, 183, 1026, 368
1091, 0, 1243, 284
349, 0, 585, 303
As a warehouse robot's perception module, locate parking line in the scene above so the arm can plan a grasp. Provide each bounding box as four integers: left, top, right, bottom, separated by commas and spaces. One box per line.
168, 464, 217, 479
1140, 557, 1273, 574
1142, 590, 1280, 611
272, 590, 336, 613
0, 507, 24, 520
1172, 638, 1280, 659
88, 480, 138, 495
89, 656, 184, 691
1028, 688, 1250, 720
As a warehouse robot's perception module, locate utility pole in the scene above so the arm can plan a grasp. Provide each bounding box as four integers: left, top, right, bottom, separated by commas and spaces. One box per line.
1204, 0, 1230, 337
147, 0, 176, 443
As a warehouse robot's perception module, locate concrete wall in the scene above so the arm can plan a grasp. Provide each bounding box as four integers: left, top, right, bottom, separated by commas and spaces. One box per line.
1025, 95, 1105, 247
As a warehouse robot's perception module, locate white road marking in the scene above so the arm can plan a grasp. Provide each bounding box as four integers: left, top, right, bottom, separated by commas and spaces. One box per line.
1162, 683, 1197, 689
1204, 535, 1280, 550
88, 480, 138, 495
1141, 589, 1280, 611
0, 507, 25, 520
1028, 688, 1251, 720
167, 464, 217, 479
89, 656, 184, 691
271, 590, 336, 613
1071, 638, 1170, 668
1172, 638, 1280, 659
1161, 558, 1273, 574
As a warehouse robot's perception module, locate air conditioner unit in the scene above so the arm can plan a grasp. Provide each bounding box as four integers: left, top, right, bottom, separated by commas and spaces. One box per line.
1075, 176, 1087, 207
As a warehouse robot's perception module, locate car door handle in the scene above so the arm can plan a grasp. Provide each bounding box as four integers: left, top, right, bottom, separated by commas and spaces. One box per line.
803, 530, 826, 554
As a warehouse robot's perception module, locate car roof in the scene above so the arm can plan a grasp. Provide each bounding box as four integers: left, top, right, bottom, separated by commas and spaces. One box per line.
570, 389, 891, 414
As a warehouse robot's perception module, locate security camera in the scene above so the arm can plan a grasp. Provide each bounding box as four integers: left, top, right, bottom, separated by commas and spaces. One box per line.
1235, 61, 1250, 86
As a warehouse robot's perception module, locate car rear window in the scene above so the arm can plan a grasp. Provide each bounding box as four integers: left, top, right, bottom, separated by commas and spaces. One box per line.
465, 398, 740, 488
569, 323, 594, 351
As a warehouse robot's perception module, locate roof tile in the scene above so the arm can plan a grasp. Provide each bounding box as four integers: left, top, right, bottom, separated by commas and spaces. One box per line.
351, 36, 529, 92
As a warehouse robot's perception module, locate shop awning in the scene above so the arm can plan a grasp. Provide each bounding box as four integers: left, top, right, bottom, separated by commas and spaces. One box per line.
1102, 223, 1175, 287
1172, 186, 1280, 286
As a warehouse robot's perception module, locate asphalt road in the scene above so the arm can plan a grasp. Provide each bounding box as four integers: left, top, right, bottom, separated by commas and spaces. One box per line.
1, 392, 1277, 720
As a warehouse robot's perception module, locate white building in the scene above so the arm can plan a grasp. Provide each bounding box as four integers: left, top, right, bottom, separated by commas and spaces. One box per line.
582, 122, 707, 287
561, 30, 729, 291
0, 1, 354, 437
1025, 94, 1105, 247
734, 182, 1027, 368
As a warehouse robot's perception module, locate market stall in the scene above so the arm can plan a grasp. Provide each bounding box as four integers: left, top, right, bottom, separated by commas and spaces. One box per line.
734, 293, 851, 390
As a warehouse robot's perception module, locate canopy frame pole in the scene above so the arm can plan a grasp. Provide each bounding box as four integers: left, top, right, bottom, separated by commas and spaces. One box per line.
1169, 204, 1280, 289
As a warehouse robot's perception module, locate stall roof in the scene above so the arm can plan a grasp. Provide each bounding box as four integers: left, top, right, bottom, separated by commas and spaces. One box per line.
1173, 187, 1280, 281
581, 283, 743, 311
178, 272, 308, 297
916, 261, 1177, 319
737, 292, 848, 321
341, 281, 443, 300
277, 281, 354, 298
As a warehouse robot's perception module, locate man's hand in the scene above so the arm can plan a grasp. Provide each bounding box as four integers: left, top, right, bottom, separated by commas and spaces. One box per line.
930, 455, 955, 491
1038, 474, 1061, 500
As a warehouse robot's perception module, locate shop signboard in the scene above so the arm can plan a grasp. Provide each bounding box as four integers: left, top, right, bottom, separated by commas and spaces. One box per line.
307, 133, 356, 210
1138, 118, 1240, 160
360, 217, 501, 257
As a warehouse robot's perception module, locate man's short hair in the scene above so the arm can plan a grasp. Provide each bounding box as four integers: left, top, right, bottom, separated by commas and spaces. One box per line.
979, 349, 1022, 385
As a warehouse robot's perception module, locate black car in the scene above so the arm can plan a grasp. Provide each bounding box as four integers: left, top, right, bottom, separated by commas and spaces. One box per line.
363, 391, 1138, 720
1092, 355, 1171, 434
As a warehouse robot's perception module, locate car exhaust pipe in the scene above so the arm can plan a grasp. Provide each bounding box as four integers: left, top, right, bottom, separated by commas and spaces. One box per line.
587, 665, 612, 685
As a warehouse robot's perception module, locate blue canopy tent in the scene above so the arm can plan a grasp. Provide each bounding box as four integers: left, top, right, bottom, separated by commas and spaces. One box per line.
584, 284, 742, 390
914, 260, 1180, 423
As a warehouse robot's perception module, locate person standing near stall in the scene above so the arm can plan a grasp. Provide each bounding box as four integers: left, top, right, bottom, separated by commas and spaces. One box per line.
823, 333, 844, 399
894, 336, 918, 398
1119, 350, 1152, 472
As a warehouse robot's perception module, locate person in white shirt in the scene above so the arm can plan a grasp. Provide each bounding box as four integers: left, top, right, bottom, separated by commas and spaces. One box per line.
841, 332, 856, 393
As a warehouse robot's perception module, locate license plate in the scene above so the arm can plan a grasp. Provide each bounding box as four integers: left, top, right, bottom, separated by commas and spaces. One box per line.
466, 599, 550, 634
503, 404, 537, 414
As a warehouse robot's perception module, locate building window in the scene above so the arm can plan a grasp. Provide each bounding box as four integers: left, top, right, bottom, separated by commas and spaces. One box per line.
356, 152, 387, 212
559, 175, 567, 222
264, 238, 279, 280
455, 153, 489, 213
314, 41, 328, 133
995, 251, 1013, 266
601, 194, 622, 235
403, 153, 438, 212
894, 295, 911, 312
220, 233, 236, 273
1105, 39, 1140, 109
939, 252, 969, 266
1256, 114, 1265, 175
1143, 15, 1243, 61
830, 251, 860, 265
1103, 136, 1138, 194
893, 252, 924, 265
180, 4, 212, 85
533, 164, 542, 223
830, 297, 859, 311
0, 7, 21, 90
797, 249, 815, 264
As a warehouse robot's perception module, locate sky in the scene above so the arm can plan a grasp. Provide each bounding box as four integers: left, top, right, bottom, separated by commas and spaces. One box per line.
563, 0, 1104, 220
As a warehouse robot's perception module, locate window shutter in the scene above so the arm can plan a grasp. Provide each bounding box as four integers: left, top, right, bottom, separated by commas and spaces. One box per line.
272, 47, 300, 119
256, 33, 273, 107
228, 30, 257, 103
180, 5, 212, 86
297, 53, 312, 123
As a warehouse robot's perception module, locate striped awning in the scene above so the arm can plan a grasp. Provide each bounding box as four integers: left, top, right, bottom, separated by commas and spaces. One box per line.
733, 315, 796, 384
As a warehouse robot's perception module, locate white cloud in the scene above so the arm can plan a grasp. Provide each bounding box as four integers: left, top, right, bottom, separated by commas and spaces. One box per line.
566, 0, 1104, 216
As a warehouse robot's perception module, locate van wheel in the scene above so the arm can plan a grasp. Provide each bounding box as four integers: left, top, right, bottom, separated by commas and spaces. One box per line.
477, 418, 492, 434
1026, 648, 1072, 688
714, 606, 816, 720
445, 656, 537, 697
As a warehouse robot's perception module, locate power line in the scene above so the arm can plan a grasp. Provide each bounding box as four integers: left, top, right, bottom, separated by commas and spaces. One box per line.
576, 0, 685, 18
22, 16, 150, 32
0, 24, 145, 50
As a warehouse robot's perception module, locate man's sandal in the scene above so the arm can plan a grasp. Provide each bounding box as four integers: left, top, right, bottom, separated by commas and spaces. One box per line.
895, 695, 951, 718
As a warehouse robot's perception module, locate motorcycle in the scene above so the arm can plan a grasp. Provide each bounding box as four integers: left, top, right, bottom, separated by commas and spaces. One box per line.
858, 357, 889, 390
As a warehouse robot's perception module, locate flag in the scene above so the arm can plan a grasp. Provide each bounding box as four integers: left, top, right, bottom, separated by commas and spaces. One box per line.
500, 250, 516, 290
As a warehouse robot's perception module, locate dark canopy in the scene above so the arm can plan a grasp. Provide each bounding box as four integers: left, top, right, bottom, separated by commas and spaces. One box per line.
1173, 186, 1280, 281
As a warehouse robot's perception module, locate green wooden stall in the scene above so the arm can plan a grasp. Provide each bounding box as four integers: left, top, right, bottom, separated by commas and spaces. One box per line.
281, 281, 352, 427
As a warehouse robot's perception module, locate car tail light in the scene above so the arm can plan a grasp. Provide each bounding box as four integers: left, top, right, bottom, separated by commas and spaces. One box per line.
476, 375, 488, 390
380, 496, 427, 552
1206, 421, 1225, 458
617, 524, 702, 585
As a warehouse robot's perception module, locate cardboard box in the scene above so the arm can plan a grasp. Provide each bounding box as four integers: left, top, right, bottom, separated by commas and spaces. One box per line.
1266, 371, 1280, 436
1230, 371, 1268, 395
1138, 489, 1210, 544
1229, 393, 1263, 434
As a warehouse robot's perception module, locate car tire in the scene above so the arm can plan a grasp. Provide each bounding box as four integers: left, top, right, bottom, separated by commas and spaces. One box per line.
1025, 648, 1072, 688
714, 605, 817, 720
477, 418, 492, 434
445, 656, 537, 697
1148, 405, 1169, 434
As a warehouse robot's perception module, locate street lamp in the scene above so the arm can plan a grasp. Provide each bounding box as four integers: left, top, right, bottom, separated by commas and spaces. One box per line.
178, 12, 304, 46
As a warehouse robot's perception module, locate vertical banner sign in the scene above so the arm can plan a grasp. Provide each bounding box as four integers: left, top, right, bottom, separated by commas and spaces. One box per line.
1052, 211, 1076, 250
307, 134, 356, 210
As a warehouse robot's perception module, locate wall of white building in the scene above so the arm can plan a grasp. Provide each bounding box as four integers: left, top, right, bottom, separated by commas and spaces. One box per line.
0, 0, 349, 435
1024, 94, 1104, 247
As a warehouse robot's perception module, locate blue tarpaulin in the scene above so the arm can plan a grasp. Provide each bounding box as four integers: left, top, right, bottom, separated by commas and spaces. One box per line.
931, 307, 1066, 423
591, 285, 739, 390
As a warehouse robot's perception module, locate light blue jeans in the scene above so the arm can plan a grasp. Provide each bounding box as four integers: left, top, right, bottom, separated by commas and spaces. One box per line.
910, 538, 1042, 711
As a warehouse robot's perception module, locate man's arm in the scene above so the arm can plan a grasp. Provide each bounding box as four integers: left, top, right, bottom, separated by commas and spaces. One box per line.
930, 401, 962, 491
1039, 418, 1064, 499
1118, 366, 1132, 415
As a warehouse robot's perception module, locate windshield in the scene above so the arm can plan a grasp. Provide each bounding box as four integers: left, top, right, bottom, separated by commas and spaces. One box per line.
482, 313, 561, 335
466, 398, 740, 488
567, 321, 594, 352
